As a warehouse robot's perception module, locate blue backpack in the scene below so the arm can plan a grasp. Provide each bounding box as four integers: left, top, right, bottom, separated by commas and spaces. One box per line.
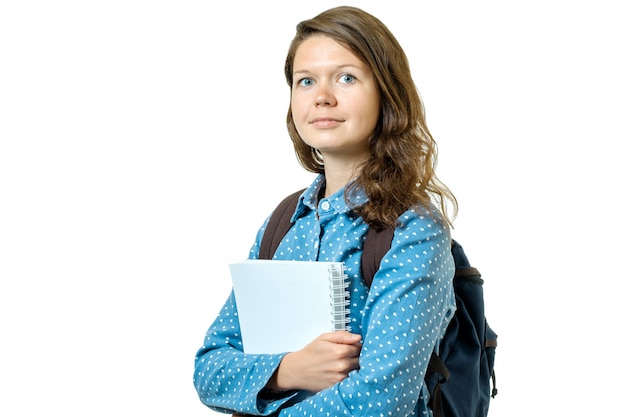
259, 190, 498, 417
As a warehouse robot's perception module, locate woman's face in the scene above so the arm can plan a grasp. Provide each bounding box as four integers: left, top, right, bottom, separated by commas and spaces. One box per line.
290, 35, 380, 165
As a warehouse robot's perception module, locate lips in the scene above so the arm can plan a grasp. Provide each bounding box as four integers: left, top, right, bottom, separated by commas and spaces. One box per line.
310, 117, 344, 128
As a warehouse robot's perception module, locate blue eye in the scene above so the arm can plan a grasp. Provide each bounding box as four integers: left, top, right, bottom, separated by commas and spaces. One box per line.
298, 78, 314, 87
339, 74, 356, 84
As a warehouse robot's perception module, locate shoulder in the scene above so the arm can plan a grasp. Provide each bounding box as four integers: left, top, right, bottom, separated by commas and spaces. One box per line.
393, 205, 451, 246
380, 205, 454, 277
368, 207, 454, 294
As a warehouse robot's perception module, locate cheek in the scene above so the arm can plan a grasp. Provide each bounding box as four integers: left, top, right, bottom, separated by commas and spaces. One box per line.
357, 100, 380, 133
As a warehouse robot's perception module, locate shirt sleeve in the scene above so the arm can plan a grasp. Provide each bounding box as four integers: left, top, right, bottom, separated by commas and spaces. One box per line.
272, 211, 456, 417
193, 216, 303, 415
193, 289, 303, 415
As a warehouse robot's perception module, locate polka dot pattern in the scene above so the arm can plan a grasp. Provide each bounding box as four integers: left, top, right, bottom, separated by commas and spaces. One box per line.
194, 176, 455, 416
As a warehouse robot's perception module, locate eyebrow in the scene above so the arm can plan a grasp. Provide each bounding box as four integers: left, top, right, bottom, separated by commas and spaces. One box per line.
293, 64, 364, 75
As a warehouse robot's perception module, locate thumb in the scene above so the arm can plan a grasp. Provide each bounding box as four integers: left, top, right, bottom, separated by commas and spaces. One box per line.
323, 331, 362, 345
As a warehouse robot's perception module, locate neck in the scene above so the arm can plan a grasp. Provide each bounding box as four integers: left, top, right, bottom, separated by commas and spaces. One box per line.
322, 156, 364, 198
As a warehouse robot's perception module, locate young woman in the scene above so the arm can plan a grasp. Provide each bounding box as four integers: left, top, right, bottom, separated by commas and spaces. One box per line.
194, 6, 458, 416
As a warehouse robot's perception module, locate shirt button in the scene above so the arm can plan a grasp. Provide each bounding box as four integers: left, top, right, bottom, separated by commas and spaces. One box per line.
320, 201, 331, 211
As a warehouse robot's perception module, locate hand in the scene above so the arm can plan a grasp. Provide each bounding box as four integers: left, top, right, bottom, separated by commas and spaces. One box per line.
267, 331, 362, 393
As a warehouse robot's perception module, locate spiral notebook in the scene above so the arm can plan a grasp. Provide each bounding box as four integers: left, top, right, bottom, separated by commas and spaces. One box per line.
229, 260, 350, 354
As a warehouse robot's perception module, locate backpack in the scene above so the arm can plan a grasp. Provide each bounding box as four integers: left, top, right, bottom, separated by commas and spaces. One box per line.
258, 189, 498, 417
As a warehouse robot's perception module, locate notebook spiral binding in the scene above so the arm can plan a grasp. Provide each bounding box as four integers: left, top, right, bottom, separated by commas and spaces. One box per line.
328, 263, 351, 332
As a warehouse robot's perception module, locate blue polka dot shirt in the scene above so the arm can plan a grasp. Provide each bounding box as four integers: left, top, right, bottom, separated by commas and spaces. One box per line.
194, 175, 456, 416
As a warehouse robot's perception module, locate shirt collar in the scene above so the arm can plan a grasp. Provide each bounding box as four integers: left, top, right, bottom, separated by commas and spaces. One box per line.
291, 175, 368, 222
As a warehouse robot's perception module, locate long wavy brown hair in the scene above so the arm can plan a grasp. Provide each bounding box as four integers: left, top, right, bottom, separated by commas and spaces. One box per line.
284, 6, 457, 230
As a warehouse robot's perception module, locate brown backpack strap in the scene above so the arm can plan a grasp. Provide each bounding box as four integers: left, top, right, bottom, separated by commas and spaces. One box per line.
360, 227, 394, 288
426, 353, 450, 417
454, 266, 482, 279
258, 189, 304, 260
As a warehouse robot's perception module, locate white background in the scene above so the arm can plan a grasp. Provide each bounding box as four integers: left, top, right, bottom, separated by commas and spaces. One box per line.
1, 0, 624, 416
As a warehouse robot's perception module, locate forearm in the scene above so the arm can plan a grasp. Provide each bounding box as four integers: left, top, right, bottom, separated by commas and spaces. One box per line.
193, 292, 296, 415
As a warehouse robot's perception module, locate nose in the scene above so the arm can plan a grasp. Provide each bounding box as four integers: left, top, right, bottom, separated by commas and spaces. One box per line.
315, 82, 336, 106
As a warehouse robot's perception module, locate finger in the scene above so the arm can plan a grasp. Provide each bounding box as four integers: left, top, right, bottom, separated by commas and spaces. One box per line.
322, 331, 362, 345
